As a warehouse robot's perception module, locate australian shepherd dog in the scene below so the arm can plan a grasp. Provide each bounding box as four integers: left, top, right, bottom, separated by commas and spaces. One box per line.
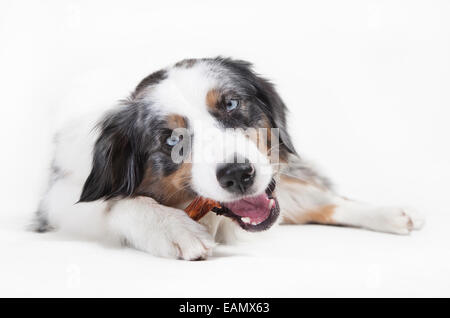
33, 57, 424, 260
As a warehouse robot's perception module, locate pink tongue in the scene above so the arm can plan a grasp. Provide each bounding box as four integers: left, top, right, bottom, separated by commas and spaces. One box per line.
222, 193, 273, 225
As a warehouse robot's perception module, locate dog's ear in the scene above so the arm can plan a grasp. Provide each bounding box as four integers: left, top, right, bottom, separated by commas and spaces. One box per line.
252, 76, 297, 157
79, 106, 146, 202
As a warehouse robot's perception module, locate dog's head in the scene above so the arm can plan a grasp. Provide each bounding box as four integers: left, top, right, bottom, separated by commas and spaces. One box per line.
79, 57, 295, 231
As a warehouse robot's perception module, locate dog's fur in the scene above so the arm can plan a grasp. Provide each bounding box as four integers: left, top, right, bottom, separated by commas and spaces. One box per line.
33, 57, 424, 260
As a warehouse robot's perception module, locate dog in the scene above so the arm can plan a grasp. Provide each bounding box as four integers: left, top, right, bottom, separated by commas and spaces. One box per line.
33, 57, 424, 260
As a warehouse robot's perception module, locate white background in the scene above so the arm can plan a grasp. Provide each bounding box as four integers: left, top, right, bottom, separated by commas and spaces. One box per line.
0, 0, 449, 297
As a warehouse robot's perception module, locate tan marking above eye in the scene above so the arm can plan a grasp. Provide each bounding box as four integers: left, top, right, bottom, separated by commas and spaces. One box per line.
166, 114, 187, 129
206, 88, 221, 110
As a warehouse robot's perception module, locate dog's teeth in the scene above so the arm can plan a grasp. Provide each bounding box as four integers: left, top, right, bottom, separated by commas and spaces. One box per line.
268, 199, 275, 209
251, 221, 258, 225
241, 217, 251, 224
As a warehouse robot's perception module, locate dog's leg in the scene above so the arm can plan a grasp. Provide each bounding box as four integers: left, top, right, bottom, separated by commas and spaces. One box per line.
35, 176, 214, 260
277, 155, 424, 234
107, 196, 215, 260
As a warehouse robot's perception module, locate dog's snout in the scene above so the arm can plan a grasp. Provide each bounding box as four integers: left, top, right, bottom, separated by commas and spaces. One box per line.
216, 163, 255, 194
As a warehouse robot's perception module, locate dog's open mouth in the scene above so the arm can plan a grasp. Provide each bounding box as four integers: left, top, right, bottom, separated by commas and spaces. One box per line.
212, 180, 279, 232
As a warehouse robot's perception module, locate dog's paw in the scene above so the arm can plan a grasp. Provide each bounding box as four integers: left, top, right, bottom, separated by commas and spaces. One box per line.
402, 207, 425, 230
167, 217, 216, 261
108, 197, 215, 260
369, 207, 425, 235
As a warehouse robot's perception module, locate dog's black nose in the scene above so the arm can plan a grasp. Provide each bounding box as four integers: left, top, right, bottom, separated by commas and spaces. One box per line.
216, 163, 255, 194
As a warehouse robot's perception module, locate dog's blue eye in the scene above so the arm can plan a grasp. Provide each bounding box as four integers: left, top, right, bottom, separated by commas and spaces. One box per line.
166, 135, 180, 147
226, 99, 239, 112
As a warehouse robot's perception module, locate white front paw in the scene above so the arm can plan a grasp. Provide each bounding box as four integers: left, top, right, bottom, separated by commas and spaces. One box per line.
166, 216, 216, 260
108, 197, 216, 260
369, 207, 425, 235
402, 207, 425, 230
